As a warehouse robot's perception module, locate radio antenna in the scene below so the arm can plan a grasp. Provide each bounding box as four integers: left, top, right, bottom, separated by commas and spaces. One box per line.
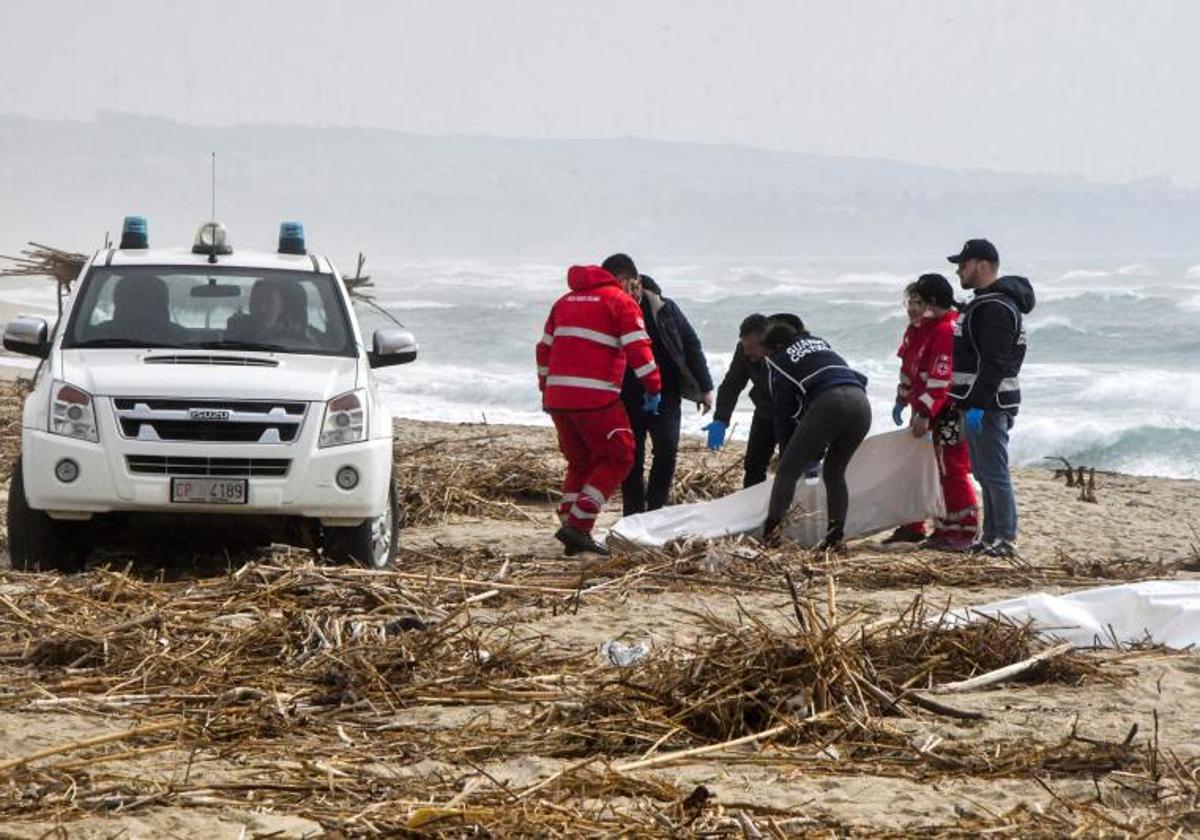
210, 151, 217, 221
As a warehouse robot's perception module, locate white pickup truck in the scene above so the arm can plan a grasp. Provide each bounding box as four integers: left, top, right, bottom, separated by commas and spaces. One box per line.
3, 218, 417, 572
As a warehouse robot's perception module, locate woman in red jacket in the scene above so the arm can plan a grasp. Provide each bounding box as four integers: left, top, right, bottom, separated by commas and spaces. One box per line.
902, 273, 980, 550
883, 282, 935, 544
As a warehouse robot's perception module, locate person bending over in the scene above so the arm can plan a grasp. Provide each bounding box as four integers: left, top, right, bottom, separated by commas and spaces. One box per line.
760, 319, 872, 551
705, 312, 804, 487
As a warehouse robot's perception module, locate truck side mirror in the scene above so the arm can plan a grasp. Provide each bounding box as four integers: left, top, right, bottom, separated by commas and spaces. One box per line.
3, 317, 50, 359
369, 326, 418, 368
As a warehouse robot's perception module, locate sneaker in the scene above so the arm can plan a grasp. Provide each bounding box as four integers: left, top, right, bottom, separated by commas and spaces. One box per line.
881, 525, 926, 545
966, 539, 992, 555
926, 535, 975, 553
984, 539, 1017, 558
555, 525, 610, 557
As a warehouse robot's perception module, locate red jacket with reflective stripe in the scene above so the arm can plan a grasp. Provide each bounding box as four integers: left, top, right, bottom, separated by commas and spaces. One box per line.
537, 266, 662, 411
897, 311, 956, 418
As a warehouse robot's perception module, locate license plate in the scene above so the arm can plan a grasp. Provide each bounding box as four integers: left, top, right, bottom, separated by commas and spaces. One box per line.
170, 477, 248, 505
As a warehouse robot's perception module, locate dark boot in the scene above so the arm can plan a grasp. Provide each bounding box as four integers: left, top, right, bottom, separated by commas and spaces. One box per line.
815, 520, 845, 552
760, 517, 782, 547
881, 524, 926, 544
555, 525, 610, 557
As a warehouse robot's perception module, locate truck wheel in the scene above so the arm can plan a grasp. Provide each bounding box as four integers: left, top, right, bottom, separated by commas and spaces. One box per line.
322, 475, 399, 569
6, 457, 88, 573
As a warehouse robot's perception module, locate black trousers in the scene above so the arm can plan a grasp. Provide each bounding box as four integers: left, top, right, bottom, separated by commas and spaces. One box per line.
744, 408, 777, 488
621, 396, 682, 516
767, 386, 872, 525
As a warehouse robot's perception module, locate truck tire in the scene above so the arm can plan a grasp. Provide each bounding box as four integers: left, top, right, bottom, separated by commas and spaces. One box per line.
6, 457, 88, 573
322, 474, 399, 569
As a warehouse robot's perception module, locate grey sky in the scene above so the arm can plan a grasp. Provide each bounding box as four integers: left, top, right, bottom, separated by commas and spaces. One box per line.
1, 0, 1196, 184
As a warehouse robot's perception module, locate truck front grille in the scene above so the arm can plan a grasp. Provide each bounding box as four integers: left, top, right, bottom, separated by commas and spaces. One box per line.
113, 399, 307, 444
126, 456, 291, 477
143, 355, 280, 367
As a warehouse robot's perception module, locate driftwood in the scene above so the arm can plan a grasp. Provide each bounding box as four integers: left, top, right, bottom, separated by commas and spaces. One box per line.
1047, 457, 1100, 501
0, 242, 87, 316
933, 642, 1074, 693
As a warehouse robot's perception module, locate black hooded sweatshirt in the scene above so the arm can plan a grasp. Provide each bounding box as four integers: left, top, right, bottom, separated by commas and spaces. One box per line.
951, 275, 1036, 414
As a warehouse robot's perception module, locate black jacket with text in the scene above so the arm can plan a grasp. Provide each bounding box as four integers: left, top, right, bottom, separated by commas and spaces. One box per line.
766, 335, 868, 448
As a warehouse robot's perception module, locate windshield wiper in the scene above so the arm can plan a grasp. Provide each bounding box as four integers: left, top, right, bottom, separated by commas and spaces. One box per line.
194, 340, 290, 353
71, 338, 187, 349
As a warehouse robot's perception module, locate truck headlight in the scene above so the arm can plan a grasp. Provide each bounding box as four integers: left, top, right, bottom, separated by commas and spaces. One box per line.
50, 381, 99, 442
319, 390, 366, 448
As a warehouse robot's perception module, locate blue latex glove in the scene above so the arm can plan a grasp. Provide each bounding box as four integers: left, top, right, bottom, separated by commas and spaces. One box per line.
964, 407, 985, 437
891, 403, 905, 426
702, 419, 727, 450
642, 392, 662, 415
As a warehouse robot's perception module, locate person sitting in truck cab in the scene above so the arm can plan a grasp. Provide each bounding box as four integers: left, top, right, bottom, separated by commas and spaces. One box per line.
227, 279, 288, 342
89, 275, 189, 344
279, 281, 323, 343
227, 279, 321, 345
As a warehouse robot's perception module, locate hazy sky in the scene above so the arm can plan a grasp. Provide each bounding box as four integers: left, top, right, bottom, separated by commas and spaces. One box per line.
2, 0, 1197, 184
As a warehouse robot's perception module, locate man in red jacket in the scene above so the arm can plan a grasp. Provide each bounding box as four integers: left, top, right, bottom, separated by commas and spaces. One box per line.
537, 256, 663, 556
904, 273, 980, 550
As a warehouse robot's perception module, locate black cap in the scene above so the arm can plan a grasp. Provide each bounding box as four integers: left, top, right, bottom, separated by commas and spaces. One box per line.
914, 273, 955, 308
947, 238, 999, 264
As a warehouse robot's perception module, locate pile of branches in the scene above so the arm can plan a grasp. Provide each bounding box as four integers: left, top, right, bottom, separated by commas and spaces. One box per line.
0, 557, 1192, 834
391, 428, 744, 527
600, 535, 1186, 597
392, 431, 563, 525
796, 545, 1182, 590
669, 438, 743, 503
517, 593, 1114, 763
0, 242, 86, 289
0, 383, 27, 483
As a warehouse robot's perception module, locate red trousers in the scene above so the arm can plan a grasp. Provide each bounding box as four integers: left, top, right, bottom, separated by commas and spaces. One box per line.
933, 437, 979, 538
905, 437, 979, 538
551, 402, 635, 532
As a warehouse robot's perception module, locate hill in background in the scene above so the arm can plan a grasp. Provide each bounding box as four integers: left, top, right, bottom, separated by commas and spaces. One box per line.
1, 111, 1196, 261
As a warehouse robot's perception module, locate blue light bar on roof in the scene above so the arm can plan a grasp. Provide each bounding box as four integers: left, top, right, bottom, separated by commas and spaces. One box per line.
278, 221, 306, 255
119, 215, 148, 249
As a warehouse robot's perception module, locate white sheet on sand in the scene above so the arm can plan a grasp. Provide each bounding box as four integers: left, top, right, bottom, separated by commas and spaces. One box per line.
954, 581, 1200, 650
610, 430, 944, 548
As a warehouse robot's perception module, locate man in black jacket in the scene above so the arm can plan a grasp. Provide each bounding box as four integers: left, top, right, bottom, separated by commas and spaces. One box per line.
706, 312, 804, 487
948, 238, 1036, 559
617, 271, 714, 515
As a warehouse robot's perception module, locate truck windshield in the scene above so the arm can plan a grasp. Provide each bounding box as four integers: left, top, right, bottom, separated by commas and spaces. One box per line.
62, 266, 357, 356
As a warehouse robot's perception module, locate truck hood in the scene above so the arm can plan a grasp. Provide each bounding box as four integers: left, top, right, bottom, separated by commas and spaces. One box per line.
59, 350, 360, 402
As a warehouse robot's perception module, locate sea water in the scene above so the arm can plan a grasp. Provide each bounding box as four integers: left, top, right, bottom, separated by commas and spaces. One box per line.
4, 257, 1195, 480
368, 257, 1200, 481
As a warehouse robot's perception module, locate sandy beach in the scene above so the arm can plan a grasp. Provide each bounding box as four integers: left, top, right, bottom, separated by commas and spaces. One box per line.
0, 372, 1198, 836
